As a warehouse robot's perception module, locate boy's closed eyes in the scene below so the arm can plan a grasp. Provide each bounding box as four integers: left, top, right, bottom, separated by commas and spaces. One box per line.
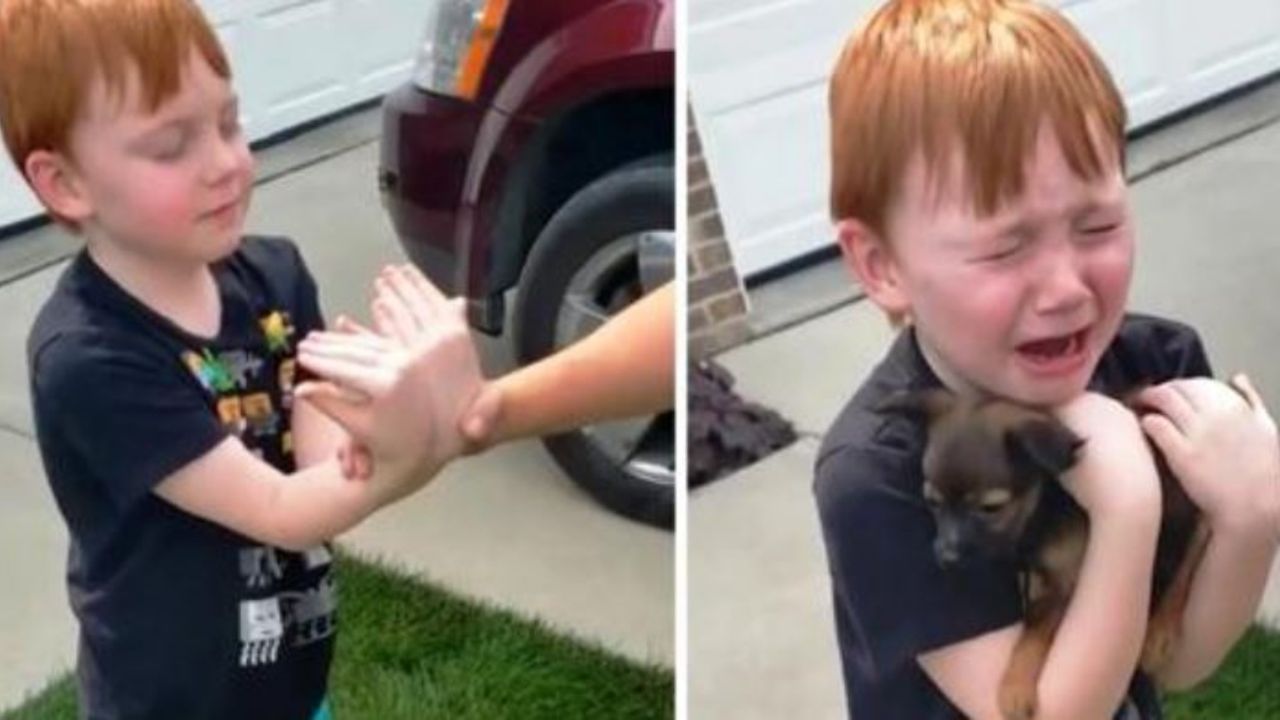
127, 96, 241, 163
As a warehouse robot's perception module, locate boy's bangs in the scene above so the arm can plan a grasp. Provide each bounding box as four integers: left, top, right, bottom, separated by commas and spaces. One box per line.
87, 0, 232, 114
830, 0, 1127, 229
918, 16, 1126, 218
0, 0, 229, 173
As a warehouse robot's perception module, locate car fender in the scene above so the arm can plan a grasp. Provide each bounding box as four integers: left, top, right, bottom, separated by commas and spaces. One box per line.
455, 0, 672, 305
490, 0, 673, 121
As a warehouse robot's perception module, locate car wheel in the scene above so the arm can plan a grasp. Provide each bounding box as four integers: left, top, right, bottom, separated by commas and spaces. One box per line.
513, 159, 675, 528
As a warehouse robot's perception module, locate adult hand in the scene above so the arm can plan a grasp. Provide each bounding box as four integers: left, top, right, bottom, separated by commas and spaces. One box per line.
295, 276, 484, 484
457, 382, 503, 454
369, 264, 500, 454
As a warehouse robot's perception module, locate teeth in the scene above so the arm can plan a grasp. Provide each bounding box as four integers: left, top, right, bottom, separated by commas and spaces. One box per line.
1022, 331, 1081, 359
1067, 332, 1084, 355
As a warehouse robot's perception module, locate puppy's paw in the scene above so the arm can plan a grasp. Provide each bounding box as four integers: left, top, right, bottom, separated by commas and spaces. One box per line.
998, 677, 1038, 720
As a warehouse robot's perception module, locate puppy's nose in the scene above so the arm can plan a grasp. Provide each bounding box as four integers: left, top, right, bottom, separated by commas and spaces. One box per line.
933, 538, 963, 568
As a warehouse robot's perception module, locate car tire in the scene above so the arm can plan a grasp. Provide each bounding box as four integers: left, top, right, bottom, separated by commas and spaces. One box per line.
513, 159, 675, 529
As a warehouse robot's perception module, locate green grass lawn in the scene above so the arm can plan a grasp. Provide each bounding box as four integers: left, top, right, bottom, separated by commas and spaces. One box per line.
3, 550, 673, 720
1164, 624, 1280, 719
6, 549, 1277, 720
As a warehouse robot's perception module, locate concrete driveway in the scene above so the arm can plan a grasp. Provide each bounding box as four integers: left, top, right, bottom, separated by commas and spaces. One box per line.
0, 111, 673, 712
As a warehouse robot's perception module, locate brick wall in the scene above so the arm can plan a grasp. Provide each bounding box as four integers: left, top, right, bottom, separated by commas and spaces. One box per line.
687, 110, 751, 360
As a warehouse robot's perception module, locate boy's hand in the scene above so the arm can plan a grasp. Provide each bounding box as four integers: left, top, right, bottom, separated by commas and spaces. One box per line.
1053, 392, 1162, 521
295, 286, 483, 493
1137, 375, 1280, 537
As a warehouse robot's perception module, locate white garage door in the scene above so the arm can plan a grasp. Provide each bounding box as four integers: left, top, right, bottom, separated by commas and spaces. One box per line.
0, 0, 430, 228
690, 0, 1280, 278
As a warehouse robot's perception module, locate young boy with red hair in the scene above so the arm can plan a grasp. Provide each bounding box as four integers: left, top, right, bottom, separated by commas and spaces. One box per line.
0, 1, 482, 717
817, 1, 1280, 717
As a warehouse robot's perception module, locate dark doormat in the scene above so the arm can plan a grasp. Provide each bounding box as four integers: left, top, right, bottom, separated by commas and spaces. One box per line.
689, 360, 798, 488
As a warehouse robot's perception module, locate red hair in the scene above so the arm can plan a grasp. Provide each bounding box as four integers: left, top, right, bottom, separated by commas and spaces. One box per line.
829, 0, 1126, 233
0, 0, 230, 175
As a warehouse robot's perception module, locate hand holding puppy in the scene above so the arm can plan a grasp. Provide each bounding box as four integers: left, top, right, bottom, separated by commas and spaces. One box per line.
1053, 391, 1162, 523
1137, 375, 1280, 539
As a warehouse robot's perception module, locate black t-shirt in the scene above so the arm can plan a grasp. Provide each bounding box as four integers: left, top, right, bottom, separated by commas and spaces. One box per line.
814, 314, 1212, 720
29, 237, 336, 720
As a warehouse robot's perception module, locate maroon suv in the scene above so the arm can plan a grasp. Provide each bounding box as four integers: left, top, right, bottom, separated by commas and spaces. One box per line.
379, 0, 675, 527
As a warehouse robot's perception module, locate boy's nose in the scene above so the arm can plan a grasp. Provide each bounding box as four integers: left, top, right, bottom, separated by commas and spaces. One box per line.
203, 136, 250, 186
1033, 247, 1090, 315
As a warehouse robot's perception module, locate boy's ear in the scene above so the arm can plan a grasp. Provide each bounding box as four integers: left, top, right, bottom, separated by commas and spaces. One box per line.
835, 218, 910, 322
24, 150, 92, 224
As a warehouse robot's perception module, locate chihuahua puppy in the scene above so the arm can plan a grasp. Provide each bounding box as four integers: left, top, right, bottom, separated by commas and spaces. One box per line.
878, 389, 1210, 720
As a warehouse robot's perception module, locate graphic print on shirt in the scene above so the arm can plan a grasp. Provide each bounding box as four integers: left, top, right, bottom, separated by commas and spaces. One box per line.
220, 350, 266, 390
175, 304, 335, 670
239, 596, 284, 667
239, 546, 286, 589
237, 544, 337, 666
280, 574, 338, 647
279, 359, 297, 410
302, 545, 332, 570
261, 311, 296, 355
217, 396, 248, 435
179, 316, 284, 444
242, 393, 280, 437
182, 348, 265, 394
182, 349, 236, 394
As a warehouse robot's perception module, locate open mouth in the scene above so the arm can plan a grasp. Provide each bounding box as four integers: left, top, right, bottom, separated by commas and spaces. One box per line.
1015, 328, 1089, 373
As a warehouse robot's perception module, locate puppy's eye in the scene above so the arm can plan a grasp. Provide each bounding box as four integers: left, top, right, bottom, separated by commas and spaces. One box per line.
976, 489, 1012, 514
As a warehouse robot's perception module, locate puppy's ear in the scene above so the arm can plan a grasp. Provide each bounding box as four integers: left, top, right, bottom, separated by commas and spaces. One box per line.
1004, 419, 1084, 477
874, 388, 956, 421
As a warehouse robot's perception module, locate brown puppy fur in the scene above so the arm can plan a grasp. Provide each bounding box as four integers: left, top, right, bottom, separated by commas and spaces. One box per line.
878, 389, 1211, 720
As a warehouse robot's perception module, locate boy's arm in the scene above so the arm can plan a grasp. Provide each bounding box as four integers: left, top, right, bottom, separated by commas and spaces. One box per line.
154, 435, 423, 552
1156, 518, 1277, 688
920, 393, 1163, 720
285, 242, 365, 474
920, 515, 1160, 719
1136, 376, 1280, 688
31, 327, 432, 550
293, 394, 355, 470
